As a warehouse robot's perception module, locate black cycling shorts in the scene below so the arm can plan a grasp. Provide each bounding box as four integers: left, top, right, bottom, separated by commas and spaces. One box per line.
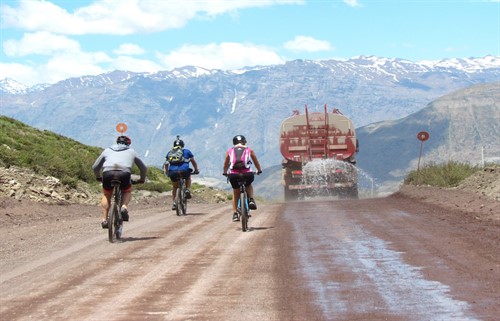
168, 170, 191, 182
102, 170, 131, 191
228, 172, 254, 189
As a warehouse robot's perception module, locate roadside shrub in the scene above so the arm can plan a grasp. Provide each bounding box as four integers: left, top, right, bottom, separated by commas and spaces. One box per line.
139, 181, 170, 193
404, 161, 479, 187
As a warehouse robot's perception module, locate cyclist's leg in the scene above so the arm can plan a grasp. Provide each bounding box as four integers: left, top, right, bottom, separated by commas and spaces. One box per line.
117, 171, 132, 208
232, 188, 240, 211
228, 176, 240, 212
246, 184, 254, 199
122, 192, 132, 207
100, 193, 112, 221
229, 176, 241, 221
169, 172, 180, 210
100, 171, 115, 225
245, 174, 257, 210
172, 181, 179, 200
118, 171, 132, 220
183, 171, 192, 198
244, 173, 255, 197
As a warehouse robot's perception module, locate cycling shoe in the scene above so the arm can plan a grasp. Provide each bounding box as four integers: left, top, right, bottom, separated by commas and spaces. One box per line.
121, 207, 129, 221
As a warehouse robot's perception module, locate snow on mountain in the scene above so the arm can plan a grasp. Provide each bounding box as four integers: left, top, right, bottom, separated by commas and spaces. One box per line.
2, 56, 498, 94
0, 78, 28, 94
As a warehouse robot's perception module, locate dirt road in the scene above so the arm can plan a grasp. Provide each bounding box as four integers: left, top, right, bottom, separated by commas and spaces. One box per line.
0, 195, 498, 321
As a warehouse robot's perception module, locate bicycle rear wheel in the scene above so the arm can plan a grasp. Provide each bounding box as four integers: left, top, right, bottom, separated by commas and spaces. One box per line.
108, 187, 122, 242
175, 186, 182, 216
114, 206, 122, 240
181, 195, 187, 215
108, 198, 118, 242
181, 181, 187, 215
240, 192, 248, 232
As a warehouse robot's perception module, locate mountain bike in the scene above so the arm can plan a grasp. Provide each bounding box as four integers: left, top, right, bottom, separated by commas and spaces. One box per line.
173, 170, 198, 216
107, 178, 140, 243
227, 172, 256, 232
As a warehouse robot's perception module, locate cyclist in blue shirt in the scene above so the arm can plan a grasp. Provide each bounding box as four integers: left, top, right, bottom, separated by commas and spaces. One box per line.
164, 137, 199, 210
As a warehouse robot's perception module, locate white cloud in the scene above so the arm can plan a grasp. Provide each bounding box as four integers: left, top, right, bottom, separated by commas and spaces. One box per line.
159, 42, 285, 70
3, 32, 81, 56
111, 56, 162, 72
0, 48, 111, 86
0, 62, 35, 83
1, 0, 305, 35
343, 0, 361, 7
0, 0, 303, 85
113, 43, 145, 55
2, 40, 286, 85
283, 36, 333, 53
42, 52, 109, 80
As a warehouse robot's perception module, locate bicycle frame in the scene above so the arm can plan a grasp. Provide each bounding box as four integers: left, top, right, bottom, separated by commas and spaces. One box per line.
176, 175, 187, 216
238, 182, 250, 232
172, 170, 191, 216
230, 173, 252, 232
107, 179, 123, 243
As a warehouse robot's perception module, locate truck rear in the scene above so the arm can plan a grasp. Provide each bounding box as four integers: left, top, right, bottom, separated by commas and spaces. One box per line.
280, 104, 359, 200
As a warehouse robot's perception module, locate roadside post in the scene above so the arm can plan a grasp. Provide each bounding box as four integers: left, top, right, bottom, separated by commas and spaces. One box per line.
416, 131, 430, 182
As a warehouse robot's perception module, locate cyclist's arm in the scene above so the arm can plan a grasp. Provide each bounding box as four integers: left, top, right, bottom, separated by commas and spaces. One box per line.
91, 153, 106, 178
222, 151, 230, 174
250, 150, 262, 173
134, 157, 148, 182
190, 157, 199, 172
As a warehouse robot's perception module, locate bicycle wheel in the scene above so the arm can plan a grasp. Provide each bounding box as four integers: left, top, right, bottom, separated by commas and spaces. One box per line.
108, 190, 118, 242
114, 200, 123, 240
240, 192, 248, 232
175, 185, 182, 216
181, 192, 187, 215
181, 180, 187, 215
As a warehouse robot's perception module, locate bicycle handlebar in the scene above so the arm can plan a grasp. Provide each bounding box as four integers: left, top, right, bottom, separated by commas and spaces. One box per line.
223, 170, 262, 176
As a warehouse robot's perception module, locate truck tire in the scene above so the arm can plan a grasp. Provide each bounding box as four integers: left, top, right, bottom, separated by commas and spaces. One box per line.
284, 187, 298, 201
348, 184, 359, 199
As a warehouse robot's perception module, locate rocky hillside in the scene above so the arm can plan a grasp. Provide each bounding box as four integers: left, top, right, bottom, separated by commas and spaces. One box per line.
0, 165, 231, 206
0, 166, 98, 204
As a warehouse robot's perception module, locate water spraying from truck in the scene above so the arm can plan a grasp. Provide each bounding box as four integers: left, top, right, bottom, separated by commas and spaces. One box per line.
280, 105, 359, 200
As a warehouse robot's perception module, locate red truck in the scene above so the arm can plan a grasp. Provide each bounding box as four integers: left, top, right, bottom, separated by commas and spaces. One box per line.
280, 104, 359, 200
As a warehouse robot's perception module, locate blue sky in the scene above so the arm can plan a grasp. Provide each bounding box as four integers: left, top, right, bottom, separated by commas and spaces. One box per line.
1, 0, 499, 86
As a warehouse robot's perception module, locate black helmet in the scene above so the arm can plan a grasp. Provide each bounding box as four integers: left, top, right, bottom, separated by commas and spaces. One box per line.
233, 135, 246, 145
173, 135, 184, 147
116, 135, 131, 146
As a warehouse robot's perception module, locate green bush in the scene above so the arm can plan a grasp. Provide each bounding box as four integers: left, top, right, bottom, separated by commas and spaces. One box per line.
404, 161, 480, 187
140, 181, 170, 193
0, 116, 194, 192
0, 116, 102, 183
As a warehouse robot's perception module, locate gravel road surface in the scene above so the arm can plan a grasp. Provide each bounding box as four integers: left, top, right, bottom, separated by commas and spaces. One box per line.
0, 190, 498, 321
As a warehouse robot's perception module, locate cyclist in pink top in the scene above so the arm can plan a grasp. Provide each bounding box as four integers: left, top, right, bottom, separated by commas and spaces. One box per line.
223, 135, 262, 222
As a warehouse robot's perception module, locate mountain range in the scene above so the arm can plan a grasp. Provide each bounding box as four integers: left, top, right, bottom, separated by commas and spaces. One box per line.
1, 55, 499, 198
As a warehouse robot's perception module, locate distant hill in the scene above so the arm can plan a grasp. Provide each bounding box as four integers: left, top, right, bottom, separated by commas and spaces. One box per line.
356, 82, 500, 193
